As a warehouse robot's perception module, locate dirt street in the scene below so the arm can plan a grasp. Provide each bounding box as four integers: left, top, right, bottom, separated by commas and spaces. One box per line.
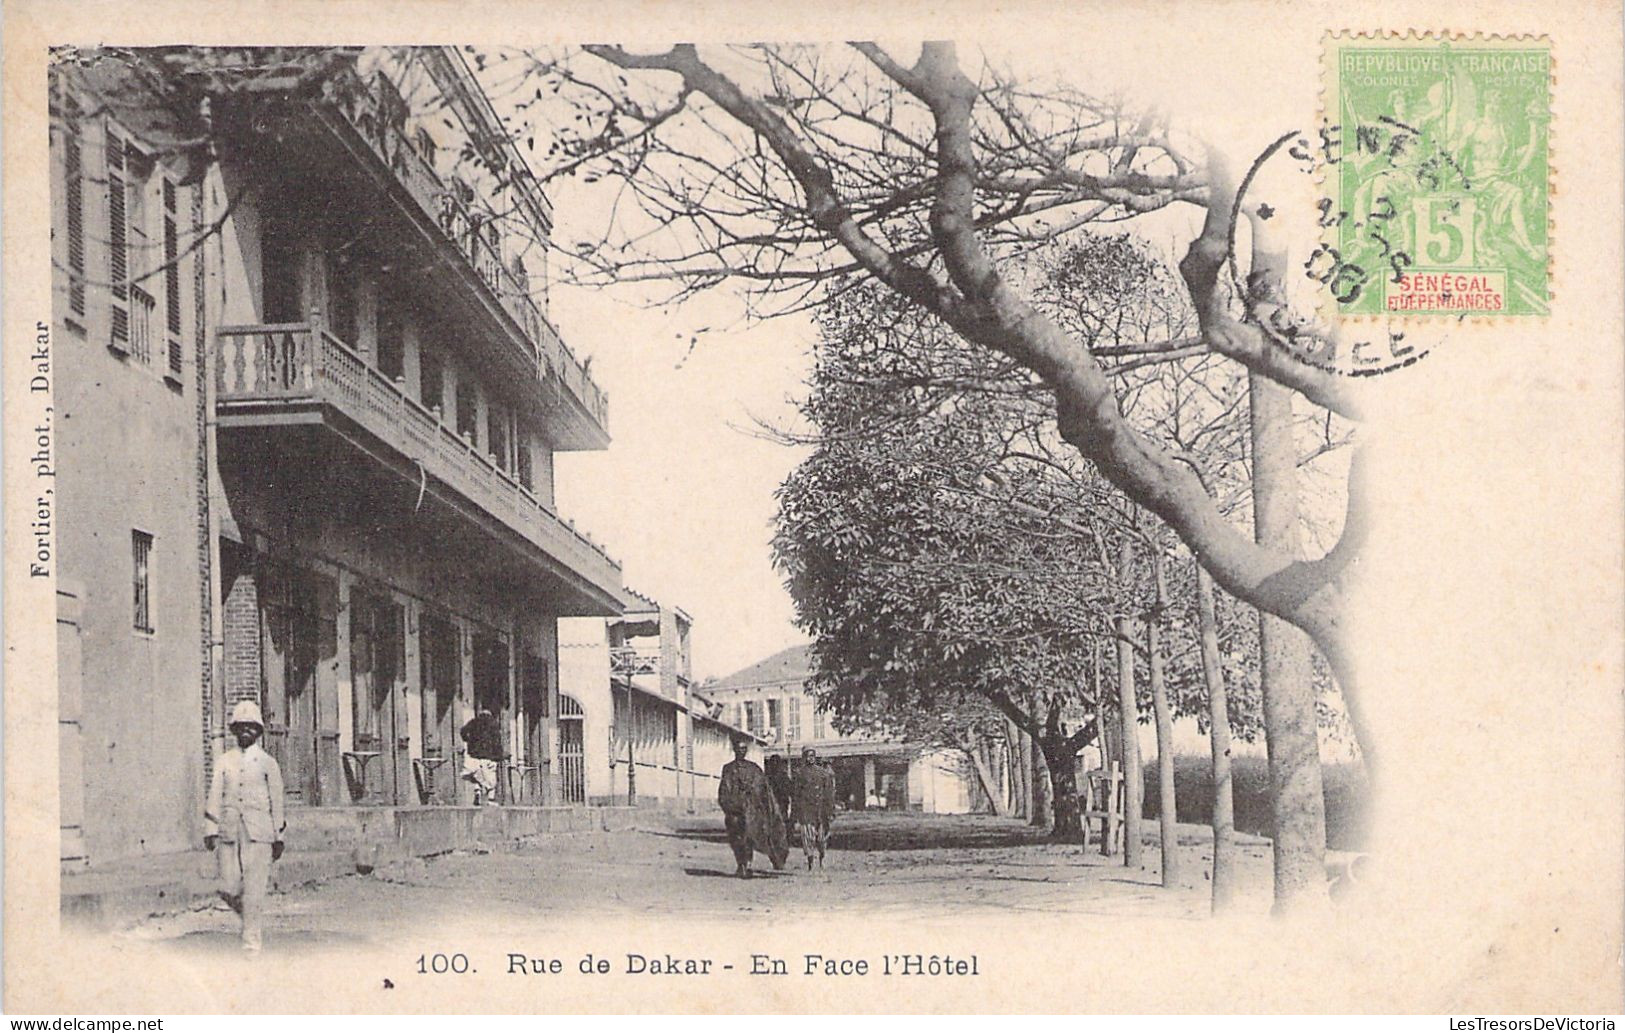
124, 811, 1280, 953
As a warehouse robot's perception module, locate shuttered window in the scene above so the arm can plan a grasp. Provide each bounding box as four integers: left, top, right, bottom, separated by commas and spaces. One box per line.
163, 178, 182, 377
106, 126, 128, 350
63, 99, 85, 318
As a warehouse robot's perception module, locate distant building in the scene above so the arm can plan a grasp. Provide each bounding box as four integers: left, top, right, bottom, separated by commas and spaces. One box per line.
559, 591, 761, 810
703, 646, 985, 814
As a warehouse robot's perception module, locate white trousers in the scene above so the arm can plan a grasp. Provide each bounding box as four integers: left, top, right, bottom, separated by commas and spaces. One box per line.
463, 757, 498, 803
218, 819, 272, 950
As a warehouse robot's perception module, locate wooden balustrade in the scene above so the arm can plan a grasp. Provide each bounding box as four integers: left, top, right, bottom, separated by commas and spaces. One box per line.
215, 323, 619, 591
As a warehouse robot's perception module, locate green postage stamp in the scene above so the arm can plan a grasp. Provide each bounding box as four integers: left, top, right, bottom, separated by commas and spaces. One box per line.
1327, 34, 1551, 317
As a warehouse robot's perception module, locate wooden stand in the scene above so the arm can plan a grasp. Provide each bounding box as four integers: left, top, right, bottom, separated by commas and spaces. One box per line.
1081, 762, 1125, 857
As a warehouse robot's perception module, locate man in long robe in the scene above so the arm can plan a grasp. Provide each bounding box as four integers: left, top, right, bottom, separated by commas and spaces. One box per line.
791, 747, 837, 870
765, 753, 793, 820
718, 738, 789, 877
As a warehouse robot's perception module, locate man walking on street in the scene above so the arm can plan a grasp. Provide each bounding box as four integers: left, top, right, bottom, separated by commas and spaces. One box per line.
460, 707, 504, 805
765, 753, 793, 822
205, 700, 286, 952
718, 737, 788, 878
792, 746, 837, 870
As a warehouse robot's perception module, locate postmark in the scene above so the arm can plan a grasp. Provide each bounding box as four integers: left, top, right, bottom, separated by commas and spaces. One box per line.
1324, 33, 1552, 318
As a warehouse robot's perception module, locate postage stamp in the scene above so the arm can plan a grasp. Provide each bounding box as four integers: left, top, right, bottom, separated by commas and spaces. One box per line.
1324, 34, 1552, 317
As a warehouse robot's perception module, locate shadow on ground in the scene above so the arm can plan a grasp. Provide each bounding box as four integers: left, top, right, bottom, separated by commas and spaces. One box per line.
159, 928, 372, 955
682, 867, 794, 879
662, 812, 1055, 853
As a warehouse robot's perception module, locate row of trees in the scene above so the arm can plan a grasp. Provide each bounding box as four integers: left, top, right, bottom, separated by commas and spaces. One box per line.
770, 236, 1346, 911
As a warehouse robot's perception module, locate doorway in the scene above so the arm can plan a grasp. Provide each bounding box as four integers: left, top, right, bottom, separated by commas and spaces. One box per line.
470, 631, 511, 802
260, 565, 321, 805
417, 613, 460, 804
348, 589, 406, 804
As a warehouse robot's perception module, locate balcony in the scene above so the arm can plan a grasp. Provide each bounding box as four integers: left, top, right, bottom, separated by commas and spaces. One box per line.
224, 63, 608, 448
215, 322, 621, 610
336, 71, 606, 429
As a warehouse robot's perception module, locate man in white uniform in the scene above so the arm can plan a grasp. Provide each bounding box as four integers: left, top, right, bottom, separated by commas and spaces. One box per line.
205, 700, 286, 952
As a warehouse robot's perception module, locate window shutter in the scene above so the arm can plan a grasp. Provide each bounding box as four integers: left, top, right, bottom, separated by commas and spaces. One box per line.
63, 100, 85, 317
106, 125, 128, 351
163, 177, 182, 375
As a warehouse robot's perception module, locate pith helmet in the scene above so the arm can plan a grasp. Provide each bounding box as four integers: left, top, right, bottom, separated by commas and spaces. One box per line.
229, 700, 265, 729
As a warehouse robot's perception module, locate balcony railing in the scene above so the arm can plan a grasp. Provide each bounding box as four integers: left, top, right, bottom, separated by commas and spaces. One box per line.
215, 322, 620, 595
330, 69, 608, 431
610, 646, 662, 680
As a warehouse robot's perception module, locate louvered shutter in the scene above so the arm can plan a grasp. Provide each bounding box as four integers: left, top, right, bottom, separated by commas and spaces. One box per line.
106, 125, 128, 351
163, 177, 182, 375
63, 100, 85, 317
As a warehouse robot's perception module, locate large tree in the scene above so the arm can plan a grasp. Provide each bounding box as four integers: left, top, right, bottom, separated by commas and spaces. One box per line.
524, 42, 1369, 907
773, 307, 1118, 837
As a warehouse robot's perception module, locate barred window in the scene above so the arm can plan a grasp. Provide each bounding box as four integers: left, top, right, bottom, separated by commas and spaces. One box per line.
787, 697, 802, 741
132, 531, 154, 633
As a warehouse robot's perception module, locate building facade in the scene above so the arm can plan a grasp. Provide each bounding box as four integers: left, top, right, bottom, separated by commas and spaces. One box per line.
51, 47, 623, 868
559, 591, 761, 810
702, 646, 987, 814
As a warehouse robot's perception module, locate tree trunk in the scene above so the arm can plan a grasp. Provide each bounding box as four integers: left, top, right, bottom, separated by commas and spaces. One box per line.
1116, 539, 1145, 869
1196, 564, 1240, 914
964, 742, 1006, 817
1147, 553, 1183, 887
1029, 718, 1054, 830
1007, 718, 1030, 821
1250, 371, 1329, 912
1091, 640, 1115, 773
962, 743, 1001, 815
1040, 735, 1082, 840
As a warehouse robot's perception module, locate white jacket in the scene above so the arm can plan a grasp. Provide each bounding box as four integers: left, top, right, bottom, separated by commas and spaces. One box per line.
205, 743, 287, 843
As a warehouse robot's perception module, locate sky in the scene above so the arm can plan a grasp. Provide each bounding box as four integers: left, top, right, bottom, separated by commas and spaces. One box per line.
549, 282, 815, 683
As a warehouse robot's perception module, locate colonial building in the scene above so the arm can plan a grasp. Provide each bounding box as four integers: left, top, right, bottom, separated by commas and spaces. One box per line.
51, 47, 623, 867
558, 591, 761, 810
702, 646, 986, 814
